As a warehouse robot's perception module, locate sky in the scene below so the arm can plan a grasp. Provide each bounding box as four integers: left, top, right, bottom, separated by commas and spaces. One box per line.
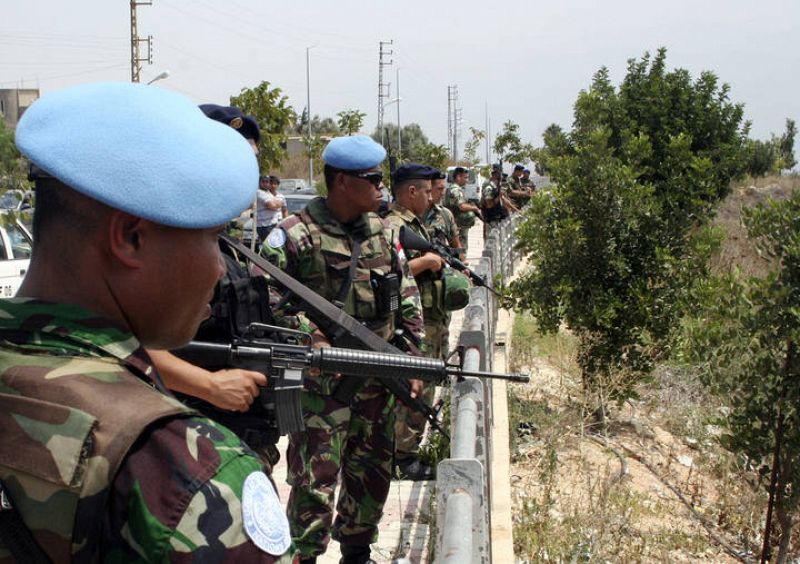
2, 0, 798, 156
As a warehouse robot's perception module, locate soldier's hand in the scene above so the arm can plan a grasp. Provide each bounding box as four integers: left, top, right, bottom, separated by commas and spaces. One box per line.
424, 252, 445, 273
409, 379, 424, 397
209, 369, 267, 412
309, 331, 341, 379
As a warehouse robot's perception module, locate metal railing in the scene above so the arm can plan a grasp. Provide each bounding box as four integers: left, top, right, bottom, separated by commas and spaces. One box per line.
435, 213, 523, 563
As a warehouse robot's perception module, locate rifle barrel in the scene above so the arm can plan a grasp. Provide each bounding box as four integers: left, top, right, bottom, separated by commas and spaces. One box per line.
451, 368, 530, 383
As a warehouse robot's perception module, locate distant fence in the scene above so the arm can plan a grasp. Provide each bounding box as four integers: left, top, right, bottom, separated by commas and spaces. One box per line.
435, 213, 523, 563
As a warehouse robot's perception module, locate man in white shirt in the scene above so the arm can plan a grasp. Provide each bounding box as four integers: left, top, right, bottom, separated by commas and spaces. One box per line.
256, 175, 287, 241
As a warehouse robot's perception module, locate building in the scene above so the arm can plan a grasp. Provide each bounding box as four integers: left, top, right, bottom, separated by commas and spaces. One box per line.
0, 89, 40, 129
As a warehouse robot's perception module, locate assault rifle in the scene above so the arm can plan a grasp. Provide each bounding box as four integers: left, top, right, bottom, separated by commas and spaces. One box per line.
213, 235, 526, 443
399, 225, 502, 297
175, 323, 529, 443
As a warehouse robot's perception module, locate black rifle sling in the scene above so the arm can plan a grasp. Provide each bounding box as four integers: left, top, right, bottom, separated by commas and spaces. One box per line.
0, 480, 52, 564
220, 234, 446, 434
332, 232, 363, 310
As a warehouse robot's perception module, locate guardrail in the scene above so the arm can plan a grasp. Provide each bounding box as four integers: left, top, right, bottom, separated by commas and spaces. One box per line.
435, 212, 523, 563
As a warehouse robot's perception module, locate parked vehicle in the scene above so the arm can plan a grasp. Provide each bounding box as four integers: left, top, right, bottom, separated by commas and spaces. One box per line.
277, 178, 315, 194
0, 190, 34, 212
0, 217, 33, 297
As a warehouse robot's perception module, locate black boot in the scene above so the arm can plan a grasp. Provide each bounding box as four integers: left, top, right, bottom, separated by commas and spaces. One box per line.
395, 457, 436, 481
340, 544, 376, 564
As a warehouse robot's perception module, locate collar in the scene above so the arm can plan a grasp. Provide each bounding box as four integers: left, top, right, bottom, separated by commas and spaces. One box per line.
0, 298, 157, 383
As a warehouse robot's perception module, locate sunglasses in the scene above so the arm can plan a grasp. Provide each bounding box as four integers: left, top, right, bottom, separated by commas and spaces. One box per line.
341, 170, 383, 187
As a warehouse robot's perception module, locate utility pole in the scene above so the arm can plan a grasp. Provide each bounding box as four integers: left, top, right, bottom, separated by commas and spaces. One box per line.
130, 0, 153, 83
378, 40, 393, 146
447, 85, 459, 161
306, 45, 315, 186
485, 101, 491, 163
396, 67, 401, 158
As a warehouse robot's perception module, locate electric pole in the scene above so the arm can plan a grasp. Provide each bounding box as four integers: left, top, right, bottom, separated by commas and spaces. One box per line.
447, 85, 459, 161
130, 0, 153, 83
378, 40, 393, 146
306, 45, 315, 186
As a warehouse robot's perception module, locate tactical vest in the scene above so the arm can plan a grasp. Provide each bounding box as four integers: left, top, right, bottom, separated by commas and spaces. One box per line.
0, 352, 192, 563
296, 208, 396, 341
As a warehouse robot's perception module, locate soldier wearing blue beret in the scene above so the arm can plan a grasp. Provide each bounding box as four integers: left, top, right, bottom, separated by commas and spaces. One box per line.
261, 136, 426, 564
0, 82, 293, 562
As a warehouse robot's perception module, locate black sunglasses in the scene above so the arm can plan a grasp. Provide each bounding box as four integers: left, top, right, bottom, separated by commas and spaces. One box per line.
341, 170, 383, 187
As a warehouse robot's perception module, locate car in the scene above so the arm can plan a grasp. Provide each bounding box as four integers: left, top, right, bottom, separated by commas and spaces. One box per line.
0, 189, 34, 212
0, 217, 33, 297
277, 178, 316, 194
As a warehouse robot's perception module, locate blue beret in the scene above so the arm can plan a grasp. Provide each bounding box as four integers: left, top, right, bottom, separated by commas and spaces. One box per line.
322, 135, 386, 170
16, 82, 258, 229
391, 163, 439, 184
199, 104, 260, 142
514, 164, 525, 171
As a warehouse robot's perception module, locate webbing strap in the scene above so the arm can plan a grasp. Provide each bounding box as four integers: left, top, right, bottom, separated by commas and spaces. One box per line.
0, 480, 52, 564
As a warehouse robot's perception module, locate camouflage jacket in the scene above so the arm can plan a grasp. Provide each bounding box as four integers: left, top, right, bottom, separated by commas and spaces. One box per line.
261, 197, 424, 346
443, 183, 476, 228
424, 203, 459, 248
0, 299, 294, 563
384, 204, 447, 322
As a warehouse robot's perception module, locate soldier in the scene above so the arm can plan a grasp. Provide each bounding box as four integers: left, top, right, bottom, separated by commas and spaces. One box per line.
384, 164, 470, 481
425, 170, 462, 254
507, 163, 532, 208
0, 83, 293, 561
521, 167, 536, 194
443, 166, 481, 254
481, 164, 511, 228
261, 136, 425, 564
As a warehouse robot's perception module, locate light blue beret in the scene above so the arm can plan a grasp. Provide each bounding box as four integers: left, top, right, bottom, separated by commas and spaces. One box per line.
15, 82, 258, 229
322, 135, 386, 170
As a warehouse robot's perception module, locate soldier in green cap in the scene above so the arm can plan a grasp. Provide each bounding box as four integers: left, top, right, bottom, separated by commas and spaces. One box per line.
261, 136, 425, 564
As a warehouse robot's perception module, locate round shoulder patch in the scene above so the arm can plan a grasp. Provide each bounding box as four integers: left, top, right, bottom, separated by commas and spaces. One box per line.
242, 471, 291, 556
267, 228, 286, 248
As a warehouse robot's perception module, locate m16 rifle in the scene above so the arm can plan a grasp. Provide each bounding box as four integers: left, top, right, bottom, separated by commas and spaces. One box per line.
398, 225, 502, 297
175, 323, 528, 443
210, 234, 525, 444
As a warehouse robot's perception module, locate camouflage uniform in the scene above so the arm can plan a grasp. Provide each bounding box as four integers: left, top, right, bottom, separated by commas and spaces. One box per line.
0, 298, 294, 563
507, 175, 531, 208
443, 183, 476, 254
261, 197, 424, 559
383, 204, 443, 463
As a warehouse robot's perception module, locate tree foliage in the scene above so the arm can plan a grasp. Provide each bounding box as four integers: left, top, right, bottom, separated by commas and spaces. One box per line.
463, 127, 486, 165
509, 48, 748, 408
230, 81, 295, 172
745, 118, 797, 176
0, 121, 30, 190
336, 109, 366, 136
681, 194, 800, 561
493, 120, 535, 165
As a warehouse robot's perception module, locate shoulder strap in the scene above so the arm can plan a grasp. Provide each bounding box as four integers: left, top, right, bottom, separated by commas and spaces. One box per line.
331, 231, 364, 309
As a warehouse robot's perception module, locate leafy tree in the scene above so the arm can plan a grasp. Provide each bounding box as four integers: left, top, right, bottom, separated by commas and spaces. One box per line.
509, 48, 748, 414
777, 118, 796, 171
0, 121, 30, 190
683, 194, 800, 562
294, 111, 340, 137
230, 81, 295, 172
372, 123, 431, 162
533, 124, 570, 175
336, 109, 366, 136
493, 120, 535, 165
416, 143, 450, 172
744, 118, 796, 177
462, 127, 486, 165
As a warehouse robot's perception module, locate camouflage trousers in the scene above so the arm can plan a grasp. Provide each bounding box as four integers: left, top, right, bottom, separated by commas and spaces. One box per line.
286, 374, 395, 558
394, 318, 449, 460
458, 226, 470, 254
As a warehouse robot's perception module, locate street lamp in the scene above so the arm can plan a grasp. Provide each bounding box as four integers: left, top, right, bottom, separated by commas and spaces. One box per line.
146, 70, 170, 85
306, 45, 315, 187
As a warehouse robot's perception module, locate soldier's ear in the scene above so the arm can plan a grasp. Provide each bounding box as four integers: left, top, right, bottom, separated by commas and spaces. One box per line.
107, 210, 146, 268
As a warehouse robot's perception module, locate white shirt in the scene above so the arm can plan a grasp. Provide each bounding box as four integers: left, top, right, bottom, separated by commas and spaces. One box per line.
256, 190, 285, 227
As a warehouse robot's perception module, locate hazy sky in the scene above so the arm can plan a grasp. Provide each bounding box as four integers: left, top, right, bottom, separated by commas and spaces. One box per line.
2, 0, 798, 154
